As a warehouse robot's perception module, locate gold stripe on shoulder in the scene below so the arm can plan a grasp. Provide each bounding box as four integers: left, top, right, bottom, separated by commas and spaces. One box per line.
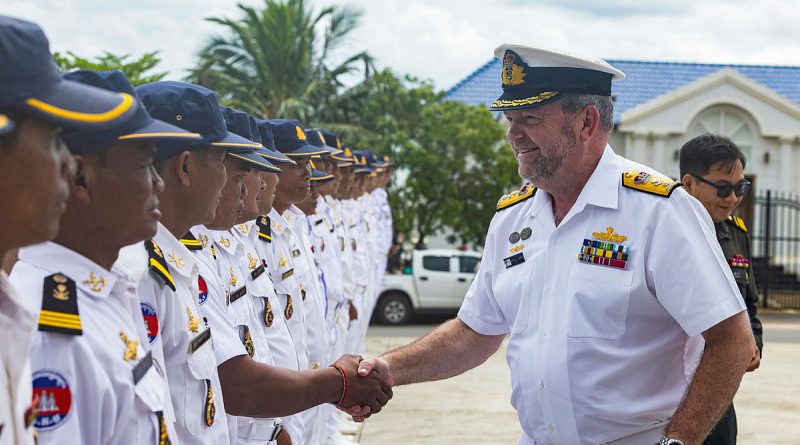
621, 170, 680, 198
496, 184, 537, 211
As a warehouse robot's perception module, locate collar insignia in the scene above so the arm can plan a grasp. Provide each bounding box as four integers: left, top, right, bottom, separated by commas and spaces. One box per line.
82, 272, 106, 293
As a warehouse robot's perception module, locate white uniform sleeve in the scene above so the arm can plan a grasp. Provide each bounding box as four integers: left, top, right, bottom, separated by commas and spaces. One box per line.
646, 190, 746, 336
457, 218, 509, 335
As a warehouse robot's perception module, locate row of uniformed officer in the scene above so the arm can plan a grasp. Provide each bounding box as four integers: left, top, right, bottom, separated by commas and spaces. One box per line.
0, 15, 396, 445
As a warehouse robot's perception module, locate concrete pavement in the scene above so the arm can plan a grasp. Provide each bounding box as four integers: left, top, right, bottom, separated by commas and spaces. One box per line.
357, 313, 800, 444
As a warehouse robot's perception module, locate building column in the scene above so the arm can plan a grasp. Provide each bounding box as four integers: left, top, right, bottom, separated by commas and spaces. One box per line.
627, 132, 649, 166
651, 134, 666, 173
780, 137, 793, 193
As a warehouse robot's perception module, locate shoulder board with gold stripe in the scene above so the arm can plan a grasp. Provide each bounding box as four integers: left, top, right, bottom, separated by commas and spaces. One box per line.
39, 273, 82, 335
496, 184, 537, 212
256, 215, 272, 243
621, 170, 681, 198
180, 232, 203, 251
729, 215, 748, 233
145, 240, 176, 291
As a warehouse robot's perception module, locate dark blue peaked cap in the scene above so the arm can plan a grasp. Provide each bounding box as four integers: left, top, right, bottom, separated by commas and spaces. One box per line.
219, 106, 281, 173
254, 118, 295, 165
135, 81, 260, 154
270, 119, 328, 157
0, 16, 137, 130
60, 70, 202, 156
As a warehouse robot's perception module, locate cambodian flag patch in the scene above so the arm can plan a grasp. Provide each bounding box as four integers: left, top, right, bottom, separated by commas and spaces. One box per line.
140, 302, 159, 344
198, 275, 209, 306
32, 369, 72, 430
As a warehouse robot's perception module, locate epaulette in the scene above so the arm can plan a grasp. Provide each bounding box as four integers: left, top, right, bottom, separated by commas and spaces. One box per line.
621, 170, 681, 197
728, 215, 748, 233
180, 232, 203, 251
496, 183, 537, 212
145, 240, 176, 291
256, 216, 272, 243
38, 273, 82, 335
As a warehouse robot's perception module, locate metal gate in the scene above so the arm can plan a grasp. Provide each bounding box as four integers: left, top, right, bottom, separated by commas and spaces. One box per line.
751, 190, 800, 309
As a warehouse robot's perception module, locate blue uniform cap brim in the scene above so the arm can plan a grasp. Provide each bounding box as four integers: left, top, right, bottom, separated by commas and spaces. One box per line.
335, 159, 354, 167
0, 114, 14, 136
118, 117, 203, 144
310, 169, 335, 183
282, 142, 329, 157
257, 147, 295, 165
21, 78, 138, 129
211, 130, 262, 154
228, 152, 282, 173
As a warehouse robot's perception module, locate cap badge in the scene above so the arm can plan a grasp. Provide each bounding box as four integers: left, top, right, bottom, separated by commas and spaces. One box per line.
502, 51, 526, 87
296, 126, 306, 141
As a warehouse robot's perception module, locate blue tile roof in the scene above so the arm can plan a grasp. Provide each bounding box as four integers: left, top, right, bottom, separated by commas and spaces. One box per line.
444, 59, 800, 123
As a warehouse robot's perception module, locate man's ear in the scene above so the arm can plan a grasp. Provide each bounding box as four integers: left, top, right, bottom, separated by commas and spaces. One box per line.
175, 150, 192, 187
681, 173, 695, 193
70, 155, 94, 204
578, 105, 601, 143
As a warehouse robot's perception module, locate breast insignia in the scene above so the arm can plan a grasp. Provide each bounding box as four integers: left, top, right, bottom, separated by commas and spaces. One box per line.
621, 170, 681, 197
38, 273, 82, 335
496, 183, 537, 211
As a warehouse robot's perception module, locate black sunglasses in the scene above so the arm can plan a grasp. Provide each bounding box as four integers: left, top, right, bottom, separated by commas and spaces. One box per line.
690, 174, 751, 198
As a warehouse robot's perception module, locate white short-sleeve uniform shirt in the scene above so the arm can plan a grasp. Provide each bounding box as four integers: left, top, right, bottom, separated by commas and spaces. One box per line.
12, 242, 171, 445
118, 222, 231, 444
457, 146, 746, 445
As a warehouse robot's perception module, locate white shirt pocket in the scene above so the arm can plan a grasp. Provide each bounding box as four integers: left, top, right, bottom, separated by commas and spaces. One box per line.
567, 264, 634, 339
184, 345, 216, 435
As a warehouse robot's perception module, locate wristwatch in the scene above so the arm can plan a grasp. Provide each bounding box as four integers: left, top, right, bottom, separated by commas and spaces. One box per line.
657, 437, 685, 445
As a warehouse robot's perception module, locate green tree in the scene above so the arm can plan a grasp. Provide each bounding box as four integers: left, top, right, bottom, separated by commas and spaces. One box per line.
189, 0, 372, 121
317, 69, 518, 247
53, 51, 168, 85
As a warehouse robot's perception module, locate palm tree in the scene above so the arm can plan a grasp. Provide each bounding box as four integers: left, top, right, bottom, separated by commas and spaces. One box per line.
189, 0, 373, 122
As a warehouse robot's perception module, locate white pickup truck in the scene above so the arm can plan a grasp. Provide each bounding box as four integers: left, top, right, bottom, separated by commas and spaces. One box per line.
374, 249, 482, 325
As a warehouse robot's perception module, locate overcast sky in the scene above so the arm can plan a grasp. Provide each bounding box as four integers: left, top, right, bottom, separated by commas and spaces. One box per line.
5, 0, 800, 91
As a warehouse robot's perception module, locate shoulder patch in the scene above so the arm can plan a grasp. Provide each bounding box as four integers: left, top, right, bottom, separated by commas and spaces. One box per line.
729, 215, 748, 233
256, 216, 272, 243
496, 184, 537, 211
145, 240, 176, 291
621, 170, 681, 197
38, 273, 82, 335
180, 232, 203, 251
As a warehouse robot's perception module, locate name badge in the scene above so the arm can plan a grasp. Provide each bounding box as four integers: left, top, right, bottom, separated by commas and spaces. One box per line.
282, 269, 294, 280
189, 327, 212, 354
228, 286, 247, 304
251, 264, 266, 280
132, 350, 153, 385
291, 249, 301, 258
503, 252, 525, 269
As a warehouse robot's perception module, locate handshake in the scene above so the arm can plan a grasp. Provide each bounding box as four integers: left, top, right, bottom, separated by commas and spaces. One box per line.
329, 354, 395, 421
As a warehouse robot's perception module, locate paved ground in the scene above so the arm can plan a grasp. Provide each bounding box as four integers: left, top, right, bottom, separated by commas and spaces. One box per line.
356, 313, 800, 445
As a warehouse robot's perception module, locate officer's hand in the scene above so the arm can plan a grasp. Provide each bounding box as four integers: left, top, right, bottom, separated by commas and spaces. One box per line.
746, 347, 761, 372
332, 355, 393, 417
349, 301, 358, 321
276, 428, 292, 445
341, 356, 396, 421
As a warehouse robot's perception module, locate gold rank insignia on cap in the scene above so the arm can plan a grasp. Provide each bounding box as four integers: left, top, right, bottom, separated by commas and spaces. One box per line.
296, 125, 306, 141
501, 51, 526, 86
146, 240, 176, 291
82, 272, 106, 293
186, 307, 201, 333
38, 273, 82, 335
622, 170, 681, 197
119, 331, 139, 361
204, 380, 216, 426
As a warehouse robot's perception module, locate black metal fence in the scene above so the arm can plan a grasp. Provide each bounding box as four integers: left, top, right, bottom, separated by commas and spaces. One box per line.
751, 190, 800, 309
